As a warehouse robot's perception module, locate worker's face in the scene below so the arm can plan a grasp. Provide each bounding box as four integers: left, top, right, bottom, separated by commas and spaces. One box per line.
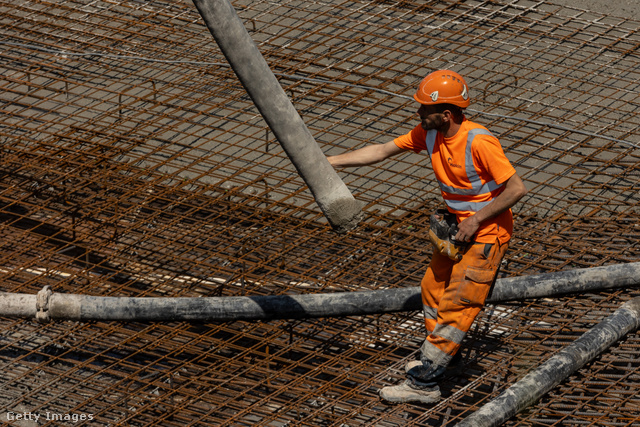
417, 104, 449, 131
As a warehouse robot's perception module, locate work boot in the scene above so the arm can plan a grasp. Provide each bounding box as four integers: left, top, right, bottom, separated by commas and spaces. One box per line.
405, 359, 422, 373
405, 351, 463, 373
379, 379, 441, 404
405, 358, 446, 384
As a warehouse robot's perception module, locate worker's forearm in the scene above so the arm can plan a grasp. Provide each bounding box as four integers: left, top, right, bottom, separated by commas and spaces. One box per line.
327, 140, 404, 168
327, 146, 384, 168
456, 173, 527, 242
476, 181, 527, 223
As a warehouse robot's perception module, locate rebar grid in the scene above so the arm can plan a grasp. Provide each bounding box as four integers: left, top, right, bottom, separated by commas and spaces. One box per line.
0, 0, 639, 425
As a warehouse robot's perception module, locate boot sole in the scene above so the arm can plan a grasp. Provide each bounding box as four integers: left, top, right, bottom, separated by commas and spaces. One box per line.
379, 386, 441, 404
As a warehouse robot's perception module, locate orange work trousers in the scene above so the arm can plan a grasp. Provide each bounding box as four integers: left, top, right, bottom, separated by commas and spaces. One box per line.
419, 238, 508, 368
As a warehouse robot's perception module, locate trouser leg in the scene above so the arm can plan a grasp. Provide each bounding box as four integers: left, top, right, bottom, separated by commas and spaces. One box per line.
421, 251, 453, 335
413, 239, 508, 383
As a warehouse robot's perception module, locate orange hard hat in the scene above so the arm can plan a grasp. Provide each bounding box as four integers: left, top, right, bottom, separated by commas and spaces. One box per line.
413, 70, 471, 108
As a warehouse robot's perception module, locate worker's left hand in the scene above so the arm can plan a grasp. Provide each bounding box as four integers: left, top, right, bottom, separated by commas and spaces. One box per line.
455, 216, 480, 242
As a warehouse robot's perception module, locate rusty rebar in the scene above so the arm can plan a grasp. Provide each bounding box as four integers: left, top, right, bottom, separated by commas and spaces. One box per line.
457, 297, 640, 427
0, 1, 639, 426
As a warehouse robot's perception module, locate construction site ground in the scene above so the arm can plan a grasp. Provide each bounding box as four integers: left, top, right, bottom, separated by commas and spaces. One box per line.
0, 0, 639, 426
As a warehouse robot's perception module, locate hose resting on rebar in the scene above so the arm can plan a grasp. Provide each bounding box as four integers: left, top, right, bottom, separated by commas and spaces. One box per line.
0, 262, 639, 322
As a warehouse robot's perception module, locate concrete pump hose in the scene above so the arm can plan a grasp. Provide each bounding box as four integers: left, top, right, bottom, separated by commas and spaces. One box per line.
456, 297, 640, 427
0, 262, 639, 322
191, 0, 362, 233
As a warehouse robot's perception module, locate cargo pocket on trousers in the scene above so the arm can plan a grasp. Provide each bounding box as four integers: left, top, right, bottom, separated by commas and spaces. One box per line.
455, 267, 496, 307
465, 266, 496, 285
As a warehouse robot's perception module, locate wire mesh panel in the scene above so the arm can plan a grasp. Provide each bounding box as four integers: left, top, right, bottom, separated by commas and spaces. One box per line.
0, 0, 639, 425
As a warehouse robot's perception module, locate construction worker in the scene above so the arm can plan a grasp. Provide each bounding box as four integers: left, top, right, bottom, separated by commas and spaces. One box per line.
327, 70, 527, 404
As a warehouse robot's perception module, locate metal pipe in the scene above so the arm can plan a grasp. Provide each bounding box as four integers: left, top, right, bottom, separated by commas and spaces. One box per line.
191, 0, 362, 233
1, 262, 639, 322
455, 296, 640, 427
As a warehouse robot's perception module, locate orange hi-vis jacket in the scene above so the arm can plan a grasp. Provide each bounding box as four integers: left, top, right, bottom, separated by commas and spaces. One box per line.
394, 120, 516, 245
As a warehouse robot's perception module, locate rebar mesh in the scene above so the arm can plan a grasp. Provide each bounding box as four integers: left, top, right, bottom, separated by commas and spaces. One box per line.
0, 0, 639, 425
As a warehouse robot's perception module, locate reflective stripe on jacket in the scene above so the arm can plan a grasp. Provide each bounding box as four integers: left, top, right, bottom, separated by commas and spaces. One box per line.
425, 128, 504, 213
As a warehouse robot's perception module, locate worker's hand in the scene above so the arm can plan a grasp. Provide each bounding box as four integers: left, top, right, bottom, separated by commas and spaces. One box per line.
455, 215, 480, 242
